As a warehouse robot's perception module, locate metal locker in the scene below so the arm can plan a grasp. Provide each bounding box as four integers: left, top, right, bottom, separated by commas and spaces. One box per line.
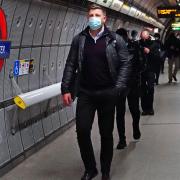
49, 47, 61, 130
59, 108, 68, 127
2, 0, 18, 38
65, 105, 74, 122
0, 62, 4, 102
51, 5, 67, 45
59, 8, 75, 44
66, 9, 79, 44
74, 12, 87, 36
21, 0, 41, 46
33, 2, 51, 45
9, 0, 31, 46
40, 47, 50, 88
56, 46, 65, 83
43, 4, 59, 45
18, 109, 35, 150
0, 109, 10, 166
18, 48, 31, 93
39, 47, 53, 136
18, 48, 35, 150
3, 49, 19, 100
5, 105, 23, 158
48, 47, 61, 130
49, 47, 58, 83
29, 48, 44, 143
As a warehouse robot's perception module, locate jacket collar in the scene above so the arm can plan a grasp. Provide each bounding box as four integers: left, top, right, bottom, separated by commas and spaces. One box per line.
81, 25, 114, 44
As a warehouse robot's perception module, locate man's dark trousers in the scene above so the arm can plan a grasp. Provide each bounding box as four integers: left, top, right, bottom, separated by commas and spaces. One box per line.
141, 71, 155, 112
76, 89, 116, 175
116, 86, 140, 141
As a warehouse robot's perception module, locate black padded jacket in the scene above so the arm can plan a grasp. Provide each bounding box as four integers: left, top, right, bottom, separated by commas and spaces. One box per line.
61, 26, 131, 96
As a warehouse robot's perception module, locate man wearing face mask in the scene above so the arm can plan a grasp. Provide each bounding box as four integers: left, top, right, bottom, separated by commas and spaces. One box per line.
61, 3, 130, 180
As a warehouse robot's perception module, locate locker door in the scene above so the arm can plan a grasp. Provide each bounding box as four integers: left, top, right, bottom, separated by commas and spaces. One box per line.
74, 12, 87, 36
43, 4, 59, 45
59, 8, 74, 44
3, 49, 19, 100
0, 61, 4, 102
59, 108, 68, 127
2, 0, 18, 38
48, 47, 60, 131
21, 0, 41, 46
33, 2, 51, 45
39, 47, 53, 136
51, 5, 67, 45
56, 46, 65, 83
5, 105, 23, 158
18, 48, 35, 150
30, 48, 44, 143
0, 109, 10, 166
9, 0, 31, 46
66, 9, 79, 45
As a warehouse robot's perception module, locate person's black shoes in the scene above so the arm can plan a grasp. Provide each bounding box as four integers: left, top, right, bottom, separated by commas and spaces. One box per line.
141, 111, 148, 116
81, 169, 98, 180
133, 128, 141, 140
172, 75, 177, 82
148, 110, 154, 115
141, 110, 154, 116
117, 140, 127, 150
102, 174, 110, 180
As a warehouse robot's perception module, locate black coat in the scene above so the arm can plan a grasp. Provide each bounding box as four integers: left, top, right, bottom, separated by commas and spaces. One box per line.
61, 26, 131, 97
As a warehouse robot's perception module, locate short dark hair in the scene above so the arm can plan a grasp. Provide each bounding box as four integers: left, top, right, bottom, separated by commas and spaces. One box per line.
88, 3, 106, 15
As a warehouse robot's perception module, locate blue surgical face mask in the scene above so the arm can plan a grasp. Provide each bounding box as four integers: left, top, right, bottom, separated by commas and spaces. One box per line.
88, 17, 102, 30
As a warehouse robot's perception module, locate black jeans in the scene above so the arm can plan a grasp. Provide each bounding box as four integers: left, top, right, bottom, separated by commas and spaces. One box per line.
76, 89, 116, 174
116, 86, 140, 142
141, 71, 155, 112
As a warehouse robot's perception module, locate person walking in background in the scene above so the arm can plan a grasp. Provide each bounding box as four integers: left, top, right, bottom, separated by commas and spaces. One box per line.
61, 4, 131, 180
154, 33, 164, 85
139, 30, 159, 116
165, 32, 180, 83
116, 28, 143, 149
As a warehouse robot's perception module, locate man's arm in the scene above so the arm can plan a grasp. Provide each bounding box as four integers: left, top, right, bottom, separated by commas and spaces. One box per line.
61, 35, 79, 105
115, 35, 132, 92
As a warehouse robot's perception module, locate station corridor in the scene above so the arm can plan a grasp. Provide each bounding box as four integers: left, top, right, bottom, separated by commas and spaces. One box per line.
1, 67, 180, 180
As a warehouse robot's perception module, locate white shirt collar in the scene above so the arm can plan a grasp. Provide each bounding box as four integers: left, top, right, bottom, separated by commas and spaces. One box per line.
89, 26, 105, 43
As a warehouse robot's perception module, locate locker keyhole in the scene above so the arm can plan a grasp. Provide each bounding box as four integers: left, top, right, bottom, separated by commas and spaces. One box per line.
57, 21, 61, 29
28, 18, 33, 27
49, 20, 53, 29
39, 19, 43, 29
16, 16, 21, 27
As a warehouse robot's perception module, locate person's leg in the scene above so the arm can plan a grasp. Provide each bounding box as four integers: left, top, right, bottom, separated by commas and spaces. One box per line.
127, 87, 141, 139
168, 58, 173, 83
173, 56, 179, 81
146, 72, 155, 114
155, 63, 161, 85
97, 95, 116, 176
76, 93, 97, 175
116, 96, 127, 149
140, 72, 148, 113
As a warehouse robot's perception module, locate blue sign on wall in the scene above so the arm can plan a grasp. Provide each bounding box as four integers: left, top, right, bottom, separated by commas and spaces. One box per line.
13, 60, 20, 77
0, 41, 11, 58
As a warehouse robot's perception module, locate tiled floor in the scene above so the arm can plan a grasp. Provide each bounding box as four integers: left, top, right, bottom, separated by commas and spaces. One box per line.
2, 69, 180, 180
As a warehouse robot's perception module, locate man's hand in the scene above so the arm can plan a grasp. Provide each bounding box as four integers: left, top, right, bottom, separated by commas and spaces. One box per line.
62, 93, 72, 106
144, 47, 150, 54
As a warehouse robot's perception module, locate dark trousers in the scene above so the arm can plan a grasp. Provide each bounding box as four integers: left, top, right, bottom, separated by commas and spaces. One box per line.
155, 63, 161, 84
141, 71, 155, 112
76, 90, 116, 174
116, 86, 140, 141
